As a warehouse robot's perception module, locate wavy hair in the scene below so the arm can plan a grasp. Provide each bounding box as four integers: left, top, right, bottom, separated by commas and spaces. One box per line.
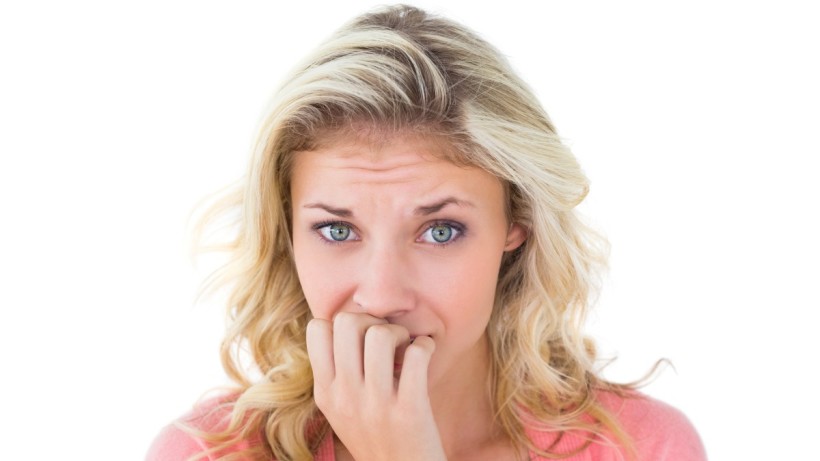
188, 5, 634, 460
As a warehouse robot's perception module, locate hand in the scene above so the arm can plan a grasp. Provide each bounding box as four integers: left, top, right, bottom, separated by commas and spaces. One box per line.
306, 312, 447, 461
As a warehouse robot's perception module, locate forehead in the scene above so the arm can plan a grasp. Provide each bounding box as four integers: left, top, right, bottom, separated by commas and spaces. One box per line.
293, 131, 467, 179
289, 132, 505, 206
308, 128, 454, 162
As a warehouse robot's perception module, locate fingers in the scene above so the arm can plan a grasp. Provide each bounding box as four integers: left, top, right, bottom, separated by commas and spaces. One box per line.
308, 312, 429, 405
398, 335, 435, 399
306, 318, 335, 385
306, 314, 441, 461
364, 323, 410, 394
333, 312, 387, 384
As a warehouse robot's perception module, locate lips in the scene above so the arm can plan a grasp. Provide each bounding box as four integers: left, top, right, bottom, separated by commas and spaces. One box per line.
393, 335, 419, 375
407, 334, 433, 345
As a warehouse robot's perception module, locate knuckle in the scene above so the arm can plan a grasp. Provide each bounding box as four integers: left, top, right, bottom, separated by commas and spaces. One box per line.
306, 318, 326, 337
365, 323, 394, 343
390, 323, 410, 338
333, 311, 354, 324
414, 335, 435, 350
404, 344, 427, 361
405, 338, 434, 358
333, 311, 357, 329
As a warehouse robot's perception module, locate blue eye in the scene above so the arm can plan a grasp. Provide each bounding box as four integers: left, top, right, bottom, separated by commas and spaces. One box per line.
316, 222, 358, 242
420, 222, 462, 244
430, 224, 452, 242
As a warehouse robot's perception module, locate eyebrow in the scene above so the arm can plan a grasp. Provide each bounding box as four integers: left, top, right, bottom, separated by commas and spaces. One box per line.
303, 203, 353, 217
413, 197, 474, 216
303, 197, 473, 218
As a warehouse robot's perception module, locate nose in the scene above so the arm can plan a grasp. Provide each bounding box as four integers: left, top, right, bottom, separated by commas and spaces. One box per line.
351, 243, 416, 319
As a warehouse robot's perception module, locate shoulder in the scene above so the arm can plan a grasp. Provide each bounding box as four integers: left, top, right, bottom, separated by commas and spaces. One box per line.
526, 390, 706, 461
144, 394, 242, 461
145, 422, 209, 461
596, 390, 706, 460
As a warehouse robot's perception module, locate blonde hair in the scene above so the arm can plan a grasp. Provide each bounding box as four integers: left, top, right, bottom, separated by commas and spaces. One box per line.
190, 4, 634, 460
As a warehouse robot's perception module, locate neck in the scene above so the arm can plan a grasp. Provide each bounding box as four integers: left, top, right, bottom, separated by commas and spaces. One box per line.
427, 336, 509, 459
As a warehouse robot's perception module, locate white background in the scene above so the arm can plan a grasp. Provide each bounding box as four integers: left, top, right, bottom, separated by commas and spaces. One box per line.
1, 1, 818, 459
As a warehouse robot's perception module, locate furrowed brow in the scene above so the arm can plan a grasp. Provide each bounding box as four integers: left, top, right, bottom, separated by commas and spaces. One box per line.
413, 197, 474, 216
303, 203, 353, 218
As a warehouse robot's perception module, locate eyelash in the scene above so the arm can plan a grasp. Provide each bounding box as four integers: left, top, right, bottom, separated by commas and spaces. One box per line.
312, 220, 359, 246
311, 220, 466, 247
418, 220, 465, 247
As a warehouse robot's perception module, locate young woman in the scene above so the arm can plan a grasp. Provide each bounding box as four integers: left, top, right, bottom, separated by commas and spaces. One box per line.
147, 5, 705, 460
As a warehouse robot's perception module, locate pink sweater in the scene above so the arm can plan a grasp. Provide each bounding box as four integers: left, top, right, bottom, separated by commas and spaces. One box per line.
146, 391, 706, 460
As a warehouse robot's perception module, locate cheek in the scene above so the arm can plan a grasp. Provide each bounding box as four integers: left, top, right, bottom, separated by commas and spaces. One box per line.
421, 250, 502, 328
420, 252, 500, 385
293, 239, 344, 320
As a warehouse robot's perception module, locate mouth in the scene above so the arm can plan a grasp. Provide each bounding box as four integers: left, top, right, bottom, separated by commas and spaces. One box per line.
394, 339, 412, 370
393, 335, 427, 375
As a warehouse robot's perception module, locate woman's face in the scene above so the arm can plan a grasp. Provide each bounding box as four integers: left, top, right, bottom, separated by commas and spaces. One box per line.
290, 132, 526, 389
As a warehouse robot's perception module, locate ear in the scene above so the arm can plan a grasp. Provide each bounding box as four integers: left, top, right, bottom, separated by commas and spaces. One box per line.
503, 223, 528, 251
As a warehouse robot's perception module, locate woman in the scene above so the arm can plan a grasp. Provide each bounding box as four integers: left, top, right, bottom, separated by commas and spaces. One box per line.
148, 5, 705, 460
